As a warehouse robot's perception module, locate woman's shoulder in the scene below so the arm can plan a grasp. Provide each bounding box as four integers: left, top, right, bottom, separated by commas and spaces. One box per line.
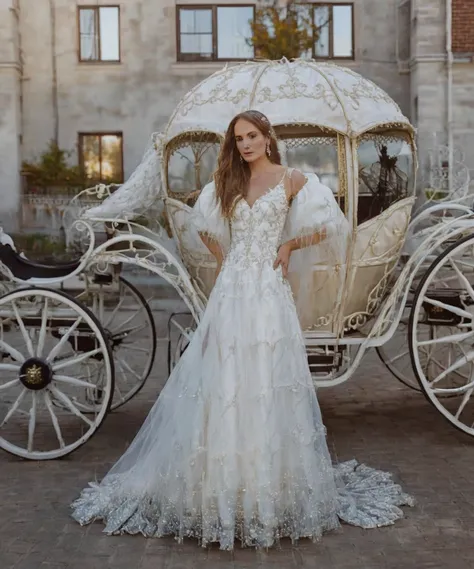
285, 167, 309, 195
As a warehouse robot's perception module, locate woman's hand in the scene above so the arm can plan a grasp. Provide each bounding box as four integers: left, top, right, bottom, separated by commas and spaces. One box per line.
273, 243, 292, 278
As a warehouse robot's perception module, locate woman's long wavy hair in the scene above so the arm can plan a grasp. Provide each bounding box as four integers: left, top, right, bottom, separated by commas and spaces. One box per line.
214, 110, 281, 218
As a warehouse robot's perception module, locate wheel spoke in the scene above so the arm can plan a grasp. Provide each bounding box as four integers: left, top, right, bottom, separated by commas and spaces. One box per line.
52, 348, 103, 371
433, 381, 474, 396
1, 388, 27, 426
27, 392, 38, 452
116, 356, 141, 381
449, 258, 474, 300
36, 297, 49, 357
44, 391, 65, 448
49, 386, 93, 427
429, 350, 474, 386
46, 317, 83, 363
456, 387, 474, 420
11, 301, 35, 357
53, 374, 99, 390
0, 378, 20, 392
426, 353, 468, 380
385, 349, 410, 365
417, 329, 474, 347
456, 258, 474, 271
112, 322, 147, 340
113, 362, 126, 401
0, 362, 21, 371
103, 294, 126, 329
423, 297, 473, 321
111, 306, 146, 335
119, 344, 149, 354
0, 339, 25, 363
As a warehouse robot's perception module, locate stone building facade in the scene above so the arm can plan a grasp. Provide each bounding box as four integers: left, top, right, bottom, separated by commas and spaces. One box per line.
409, 0, 474, 189
0, 0, 473, 224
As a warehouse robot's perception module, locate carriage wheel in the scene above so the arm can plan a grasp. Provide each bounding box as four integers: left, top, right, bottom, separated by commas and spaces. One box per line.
0, 288, 114, 459
409, 233, 474, 436
75, 277, 156, 410
378, 264, 466, 394
376, 303, 422, 392
167, 311, 198, 375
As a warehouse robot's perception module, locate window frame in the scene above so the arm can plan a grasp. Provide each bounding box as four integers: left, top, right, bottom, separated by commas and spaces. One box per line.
78, 132, 124, 184
176, 4, 256, 62
77, 5, 121, 63
310, 2, 354, 60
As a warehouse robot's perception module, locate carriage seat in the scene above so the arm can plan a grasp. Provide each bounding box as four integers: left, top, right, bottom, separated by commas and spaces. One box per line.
0, 244, 82, 281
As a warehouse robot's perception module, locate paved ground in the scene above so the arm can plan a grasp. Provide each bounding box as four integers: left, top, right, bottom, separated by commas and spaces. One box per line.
1, 298, 474, 569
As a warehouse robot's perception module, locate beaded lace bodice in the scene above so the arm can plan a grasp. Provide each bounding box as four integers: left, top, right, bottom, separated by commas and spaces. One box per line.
225, 183, 289, 270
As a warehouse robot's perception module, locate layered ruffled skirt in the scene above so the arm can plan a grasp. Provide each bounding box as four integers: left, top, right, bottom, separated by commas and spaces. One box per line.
71, 263, 414, 549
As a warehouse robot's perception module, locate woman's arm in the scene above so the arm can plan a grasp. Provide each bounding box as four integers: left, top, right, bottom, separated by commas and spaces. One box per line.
283, 226, 327, 252
199, 233, 224, 276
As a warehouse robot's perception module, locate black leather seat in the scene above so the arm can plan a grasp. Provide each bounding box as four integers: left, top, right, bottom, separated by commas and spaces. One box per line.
0, 244, 82, 280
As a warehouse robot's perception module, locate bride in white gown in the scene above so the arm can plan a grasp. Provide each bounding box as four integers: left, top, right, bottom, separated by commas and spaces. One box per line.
71, 110, 414, 549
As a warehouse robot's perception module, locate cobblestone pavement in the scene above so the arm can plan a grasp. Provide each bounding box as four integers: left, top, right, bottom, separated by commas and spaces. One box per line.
1, 299, 474, 569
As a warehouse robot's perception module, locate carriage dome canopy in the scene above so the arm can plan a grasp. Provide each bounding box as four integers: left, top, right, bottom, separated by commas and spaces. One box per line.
164, 59, 412, 142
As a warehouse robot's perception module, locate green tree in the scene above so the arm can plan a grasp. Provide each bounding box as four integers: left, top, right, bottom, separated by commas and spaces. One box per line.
248, 0, 320, 60
21, 141, 87, 192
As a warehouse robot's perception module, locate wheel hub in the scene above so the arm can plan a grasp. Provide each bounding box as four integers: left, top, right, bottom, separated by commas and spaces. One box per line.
105, 328, 128, 349
19, 358, 52, 390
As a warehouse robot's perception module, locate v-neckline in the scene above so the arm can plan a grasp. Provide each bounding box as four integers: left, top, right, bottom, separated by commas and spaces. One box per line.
243, 170, 287, 210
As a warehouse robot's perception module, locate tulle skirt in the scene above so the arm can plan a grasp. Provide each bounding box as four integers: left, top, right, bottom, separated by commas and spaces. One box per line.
71, 263, 414, 549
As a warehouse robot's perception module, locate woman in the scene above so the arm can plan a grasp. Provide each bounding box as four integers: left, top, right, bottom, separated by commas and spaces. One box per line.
72, 110, 413, 550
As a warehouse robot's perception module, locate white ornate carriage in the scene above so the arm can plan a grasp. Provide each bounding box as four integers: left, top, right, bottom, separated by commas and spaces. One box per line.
1, 59, 474, 460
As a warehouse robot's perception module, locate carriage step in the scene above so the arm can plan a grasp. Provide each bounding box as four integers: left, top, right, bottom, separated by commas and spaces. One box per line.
307, 346, 345, 374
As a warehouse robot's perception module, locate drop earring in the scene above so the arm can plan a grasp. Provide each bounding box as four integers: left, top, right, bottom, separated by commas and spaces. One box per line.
266, 144, 271, 157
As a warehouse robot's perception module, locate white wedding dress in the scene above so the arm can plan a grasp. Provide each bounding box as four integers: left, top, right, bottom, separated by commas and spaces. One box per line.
71, 172, 414, 549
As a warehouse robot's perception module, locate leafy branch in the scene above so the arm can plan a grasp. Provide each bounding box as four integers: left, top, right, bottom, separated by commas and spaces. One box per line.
248, 0, 323, 60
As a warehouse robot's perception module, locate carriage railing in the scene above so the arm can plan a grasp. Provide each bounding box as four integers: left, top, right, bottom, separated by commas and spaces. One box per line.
76, 217, 205, 322
0, 221, 96, 287
310, 208, 474, 387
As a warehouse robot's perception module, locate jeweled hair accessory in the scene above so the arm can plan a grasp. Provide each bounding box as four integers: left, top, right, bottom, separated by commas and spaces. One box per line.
247, 110, 276, 137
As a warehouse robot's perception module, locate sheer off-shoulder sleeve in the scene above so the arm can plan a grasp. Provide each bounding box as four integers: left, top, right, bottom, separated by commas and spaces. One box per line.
282, 173, 351, 330
282, 173, 348, 256
191, 181, 231, 254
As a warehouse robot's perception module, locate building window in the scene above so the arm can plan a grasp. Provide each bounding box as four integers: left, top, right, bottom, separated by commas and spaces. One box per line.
176, 5, 255, 61
78, 6, 120, 62
452, 0, 474, 53
313, 3, 354, 59
79, 133, 124, 183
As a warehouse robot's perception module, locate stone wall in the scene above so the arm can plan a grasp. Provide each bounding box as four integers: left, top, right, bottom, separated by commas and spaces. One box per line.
0, 0, 22, 225
410, 0, 474, 191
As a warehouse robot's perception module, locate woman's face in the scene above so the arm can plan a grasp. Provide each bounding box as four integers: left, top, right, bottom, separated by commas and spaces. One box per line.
234, 118, 268, 163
